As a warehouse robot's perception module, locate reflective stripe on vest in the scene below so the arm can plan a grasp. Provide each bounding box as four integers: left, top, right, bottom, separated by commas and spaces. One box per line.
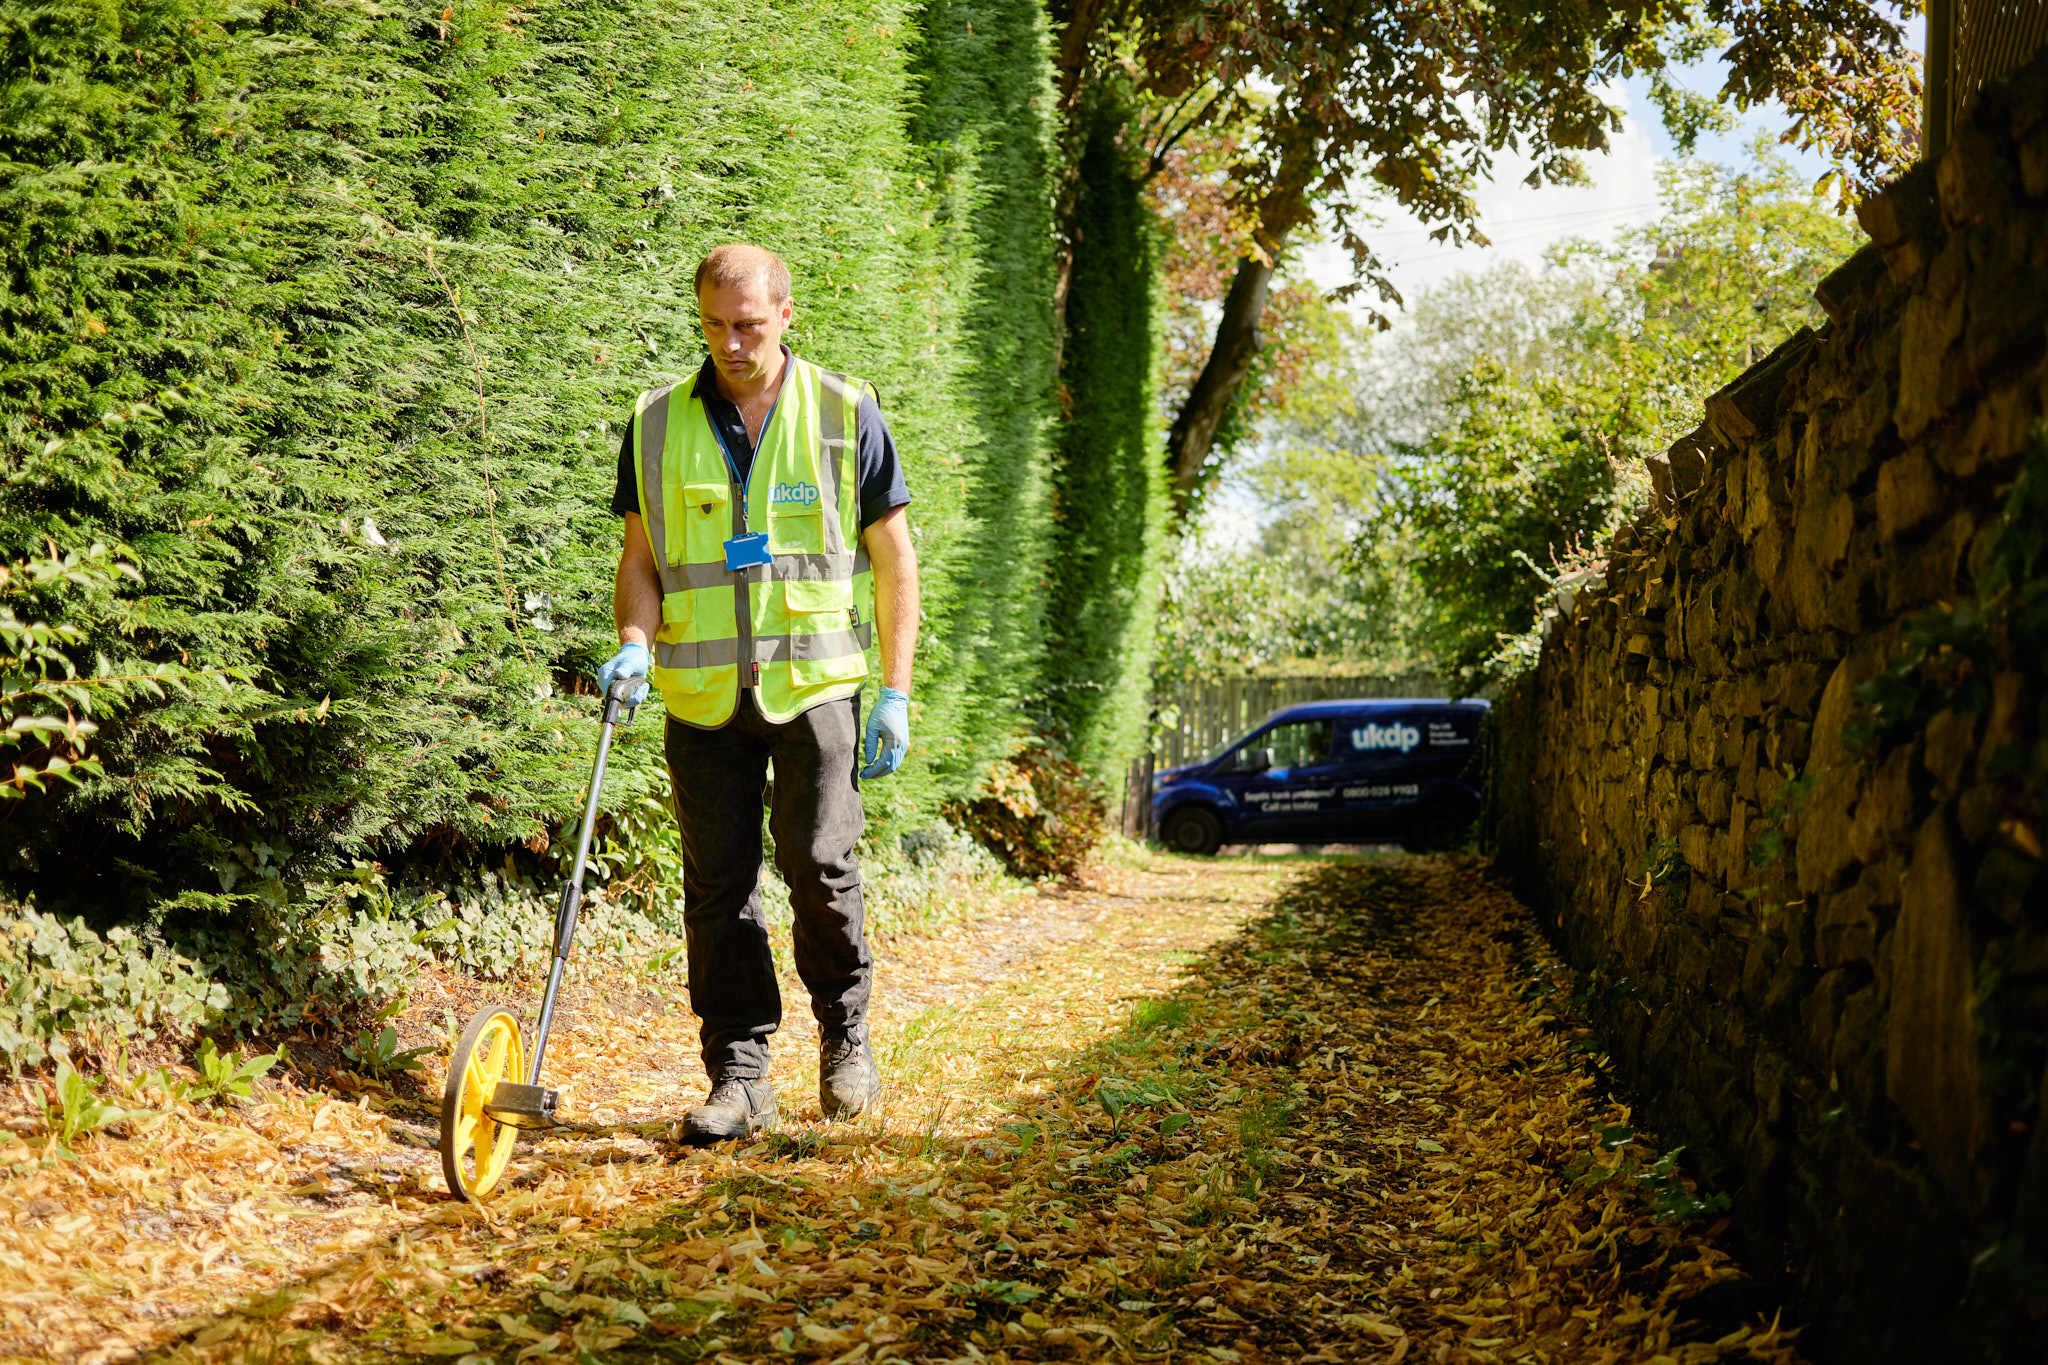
631, 357, 873, 727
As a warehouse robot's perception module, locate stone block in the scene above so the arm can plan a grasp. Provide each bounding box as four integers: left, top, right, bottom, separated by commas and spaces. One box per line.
1768, 660, 1824, 717
1715, 717, 1746, 771
1649, 763, 1681, 840
1856, 161, 1942, 283
1922, 708, 1978, 802
1766, 717, 1812, 773
1695, 771, 1734, 827
1886, 509, 1974, 615
1795, 765, 1861, 898
1957, 781, 2003, 845
1687, 701, 1717, 771
1813, 243, 1888, 326
1938, 102, 2019, 233
2024, 120, 2048, 198
1944, 382, 2029, 480
1893, 242, 1968, 441
1816, 879, 1880, 969
1875, 452, 1939, 540
1885, 810, 1985, 1210
1838, 381, 1893, 455
1727, 800, 1754, 876
1962, 244, 2048, 381
1802, 967, 1853, 1069
1679, 822, 1715, 878
1706, 333, 1815, 446
1666, 426, 1713, 497
1742, 444, 1780, 537
1711, 930, 1748, 998
1831, 983, 1886, 1102
1808, 656, 1861, 777
1978, 671, 2027, 786
1741, 931, 1775, 1005
1850, 744, 1918, 866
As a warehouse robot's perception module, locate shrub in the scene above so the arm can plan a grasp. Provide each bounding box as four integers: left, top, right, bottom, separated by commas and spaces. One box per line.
945, 744, 1107, 882
0, 907, 227, 1072
0, 0, 1064, 920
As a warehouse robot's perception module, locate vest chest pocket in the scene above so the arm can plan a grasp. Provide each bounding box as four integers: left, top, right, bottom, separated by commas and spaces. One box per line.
675, 481, 729, 565
766, 504, 826, 555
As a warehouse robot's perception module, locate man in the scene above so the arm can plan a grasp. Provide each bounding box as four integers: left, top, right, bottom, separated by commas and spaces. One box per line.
597, 243, 919, 1142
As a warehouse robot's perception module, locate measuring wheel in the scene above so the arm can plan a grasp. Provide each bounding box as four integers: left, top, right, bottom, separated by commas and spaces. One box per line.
434, 674, 639, 1202
440, 1006, 527, 1202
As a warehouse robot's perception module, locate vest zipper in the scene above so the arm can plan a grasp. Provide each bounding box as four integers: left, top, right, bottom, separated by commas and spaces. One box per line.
731, 475, 753, 695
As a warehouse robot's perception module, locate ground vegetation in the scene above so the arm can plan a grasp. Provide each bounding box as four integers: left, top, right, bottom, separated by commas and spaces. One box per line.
0, 851, 1814, 1362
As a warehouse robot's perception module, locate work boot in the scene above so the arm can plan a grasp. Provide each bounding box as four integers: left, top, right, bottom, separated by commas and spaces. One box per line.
819, 1029, 881, 1118
681, 1076, 778, 1143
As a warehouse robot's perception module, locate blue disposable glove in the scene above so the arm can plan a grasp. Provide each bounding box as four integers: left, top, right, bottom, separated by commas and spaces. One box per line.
861, 685, 910, 779
596, 641, 651, 707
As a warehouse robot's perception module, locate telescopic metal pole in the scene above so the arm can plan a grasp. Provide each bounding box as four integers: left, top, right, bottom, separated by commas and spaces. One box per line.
527, 678, 635, 1085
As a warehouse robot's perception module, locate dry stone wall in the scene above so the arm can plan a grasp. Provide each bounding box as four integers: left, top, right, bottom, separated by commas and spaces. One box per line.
1489, 55, 2048, 1364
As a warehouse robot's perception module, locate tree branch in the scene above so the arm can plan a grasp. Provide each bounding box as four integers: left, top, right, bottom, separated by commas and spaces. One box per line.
1165, 251, 1279, 520
1145, 89, 1226, 183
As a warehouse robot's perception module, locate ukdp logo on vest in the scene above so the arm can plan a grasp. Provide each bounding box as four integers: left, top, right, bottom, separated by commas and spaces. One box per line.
771, 481, 820, 508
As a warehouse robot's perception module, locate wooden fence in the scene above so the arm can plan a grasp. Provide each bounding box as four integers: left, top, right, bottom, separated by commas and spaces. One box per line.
1925, 0, 2048, 155
1149, 673, 1451, 769
1118, 752, 1155, 840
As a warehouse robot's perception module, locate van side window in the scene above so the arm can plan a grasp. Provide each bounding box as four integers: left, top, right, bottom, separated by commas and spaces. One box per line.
1227, 720, 1332, 771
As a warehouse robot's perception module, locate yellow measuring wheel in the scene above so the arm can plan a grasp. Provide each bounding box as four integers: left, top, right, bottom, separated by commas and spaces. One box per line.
436, 675, 640, 1201
440, 1008, 527, 1200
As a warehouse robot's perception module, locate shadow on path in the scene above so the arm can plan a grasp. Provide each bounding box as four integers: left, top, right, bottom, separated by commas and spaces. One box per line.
145, 858, 1803, 1363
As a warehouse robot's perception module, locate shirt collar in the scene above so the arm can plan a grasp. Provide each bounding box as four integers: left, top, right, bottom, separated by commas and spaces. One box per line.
691, 344, 795, 403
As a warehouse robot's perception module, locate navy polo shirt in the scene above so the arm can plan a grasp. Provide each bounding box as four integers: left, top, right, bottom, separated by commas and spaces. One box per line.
611, 350, 910, 529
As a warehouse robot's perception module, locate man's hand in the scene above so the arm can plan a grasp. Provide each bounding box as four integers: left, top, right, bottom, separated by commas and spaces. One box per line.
597, 641, 652, 706
861, 686, 909, 779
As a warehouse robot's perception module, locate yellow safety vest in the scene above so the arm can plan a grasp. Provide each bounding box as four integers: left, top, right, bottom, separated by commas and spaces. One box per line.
630, 355, 874, 727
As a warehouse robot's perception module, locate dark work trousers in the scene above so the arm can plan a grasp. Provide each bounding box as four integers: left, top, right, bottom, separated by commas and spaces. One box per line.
663, 690, 870, 1081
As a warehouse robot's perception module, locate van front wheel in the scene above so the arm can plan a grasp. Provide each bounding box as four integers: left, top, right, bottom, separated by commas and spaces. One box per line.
1161, 806, 1223, 856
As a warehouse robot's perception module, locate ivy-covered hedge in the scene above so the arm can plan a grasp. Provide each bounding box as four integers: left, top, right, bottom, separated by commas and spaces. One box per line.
2, 0, 1097, 922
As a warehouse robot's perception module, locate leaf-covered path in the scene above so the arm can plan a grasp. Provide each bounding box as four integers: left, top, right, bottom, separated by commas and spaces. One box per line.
7, 853, 1804, 1363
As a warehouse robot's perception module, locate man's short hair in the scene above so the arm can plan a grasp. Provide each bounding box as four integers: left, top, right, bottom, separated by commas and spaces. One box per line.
695, 243, 791, 302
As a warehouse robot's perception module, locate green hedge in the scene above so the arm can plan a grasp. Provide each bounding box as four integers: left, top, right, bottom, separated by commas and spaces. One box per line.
1, 0, 1069, 919
1039, 91, 1168, 785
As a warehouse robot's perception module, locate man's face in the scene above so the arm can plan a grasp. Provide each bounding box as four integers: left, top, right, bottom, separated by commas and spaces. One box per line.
698, 276, 793, 388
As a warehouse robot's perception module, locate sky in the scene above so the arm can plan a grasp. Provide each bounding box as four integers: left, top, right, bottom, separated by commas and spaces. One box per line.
1195, 60, 1856, 553
1296, 65, 1839, 311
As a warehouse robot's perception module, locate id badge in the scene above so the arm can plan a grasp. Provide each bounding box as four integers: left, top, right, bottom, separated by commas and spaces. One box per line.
724, 532, 772, 571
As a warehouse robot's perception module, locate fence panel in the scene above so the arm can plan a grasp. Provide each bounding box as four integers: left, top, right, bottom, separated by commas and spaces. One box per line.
1151, 672, 1451, 768
1119, 752, 1156, 839
1926, 0, 2048, 154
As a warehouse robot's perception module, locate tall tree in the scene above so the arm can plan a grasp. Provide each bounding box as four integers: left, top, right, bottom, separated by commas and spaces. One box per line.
1045, 0, 1921, 519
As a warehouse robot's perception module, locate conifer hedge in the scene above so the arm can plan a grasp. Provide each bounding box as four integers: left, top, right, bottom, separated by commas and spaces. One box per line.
1040, 93, 1168, 784
1, 0, 1088, 920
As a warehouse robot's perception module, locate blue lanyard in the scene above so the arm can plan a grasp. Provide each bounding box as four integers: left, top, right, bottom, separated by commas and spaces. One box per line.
706, 396, 780, 530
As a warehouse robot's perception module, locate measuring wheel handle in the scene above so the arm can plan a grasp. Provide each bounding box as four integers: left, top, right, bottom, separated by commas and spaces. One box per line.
439, 1005, 527, 1202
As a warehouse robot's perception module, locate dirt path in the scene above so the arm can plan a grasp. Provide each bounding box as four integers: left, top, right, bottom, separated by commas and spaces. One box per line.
1, 852, 1803, 1363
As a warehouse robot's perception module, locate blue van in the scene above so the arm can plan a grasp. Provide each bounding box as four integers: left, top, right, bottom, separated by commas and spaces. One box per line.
1150, 698, 1489, 855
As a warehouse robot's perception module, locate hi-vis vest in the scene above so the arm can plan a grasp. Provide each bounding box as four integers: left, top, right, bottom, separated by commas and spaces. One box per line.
631, 356, 874, 727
